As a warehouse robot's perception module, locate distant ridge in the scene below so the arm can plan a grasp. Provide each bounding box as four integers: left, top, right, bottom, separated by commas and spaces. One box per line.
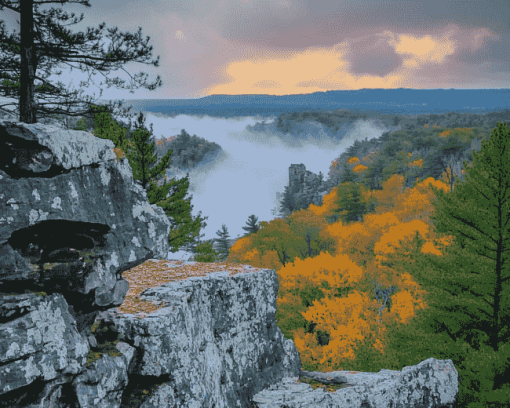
99, 88, 510, 118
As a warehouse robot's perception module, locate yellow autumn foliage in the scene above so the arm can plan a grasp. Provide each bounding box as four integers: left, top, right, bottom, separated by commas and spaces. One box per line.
221, 169, 457, 372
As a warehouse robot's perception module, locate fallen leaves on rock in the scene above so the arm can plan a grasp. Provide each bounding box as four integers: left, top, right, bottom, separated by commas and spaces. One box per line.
114, 259, 259, 318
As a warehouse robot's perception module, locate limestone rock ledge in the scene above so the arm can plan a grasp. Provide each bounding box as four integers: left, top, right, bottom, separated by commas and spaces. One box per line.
91, 266, 302, 407
253, 357, 459, 408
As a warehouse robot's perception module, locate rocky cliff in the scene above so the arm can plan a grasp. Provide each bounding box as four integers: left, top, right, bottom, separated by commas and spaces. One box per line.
0, 120, 459, 407
0, 120, 300, 407
276, 163, 337, 215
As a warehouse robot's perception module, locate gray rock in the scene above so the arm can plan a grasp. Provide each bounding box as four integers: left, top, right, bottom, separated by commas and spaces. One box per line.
253, 357, 459, 408
286, 163, 336, 212
0, 119, 170, 403
93, 268, 302, 407
0, 292, 90, 395
87, 335, 98, 348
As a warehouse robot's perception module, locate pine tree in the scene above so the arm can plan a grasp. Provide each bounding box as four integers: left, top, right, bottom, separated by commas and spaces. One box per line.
279, 184, 296, 217
215, 224, 231, 261
0, 0, 161, 124
121, 111, 209, 254
179, 216, 206, 254
90, 108, 128, 151
339, 161, 356, 184
325, 182, 372, 225
242, 215, 260, 237
192, 240, 223, 263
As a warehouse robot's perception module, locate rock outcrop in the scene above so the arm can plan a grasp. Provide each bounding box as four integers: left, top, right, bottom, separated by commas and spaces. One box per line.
280, 163, 335, 213
89, 261, 302, 407
0, 119, 459, 408
253, 357, 459, 408
0, 119, 171, 405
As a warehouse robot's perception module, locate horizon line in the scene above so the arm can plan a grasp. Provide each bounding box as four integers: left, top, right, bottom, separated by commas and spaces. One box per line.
95, 87, 510, 102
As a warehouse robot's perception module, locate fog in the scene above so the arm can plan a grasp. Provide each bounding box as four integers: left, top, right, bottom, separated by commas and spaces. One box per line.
115, 111, 395, 260
0, 97, 396, 261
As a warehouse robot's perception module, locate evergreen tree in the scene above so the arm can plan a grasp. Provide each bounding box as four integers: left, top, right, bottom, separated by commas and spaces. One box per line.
179, 216, 206, 254
279, 184, 296, 216
381, 122, 510, 407
242, 215, 260, 237
339, 161, 356, 184
123, 112, 160, 190
90, 108, 128, 151
325, 182, 374, 225
215, 224, 231, 261
0, 0, 161, 124
121, 111, 209, 253
192, 240, 223, 263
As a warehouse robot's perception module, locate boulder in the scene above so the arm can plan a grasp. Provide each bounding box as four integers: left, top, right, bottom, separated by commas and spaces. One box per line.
252, 357, 459, 408
0, 120, 170, 402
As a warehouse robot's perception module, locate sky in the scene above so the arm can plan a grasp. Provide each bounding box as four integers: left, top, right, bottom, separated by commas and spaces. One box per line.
1, 0, 509, 260
0, 0, 508, 102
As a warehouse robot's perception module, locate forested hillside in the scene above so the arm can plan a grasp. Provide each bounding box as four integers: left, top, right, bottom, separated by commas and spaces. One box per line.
275, 107, 510, 135
277, 108, 510, 219
152, 129, 222, 171
218, 121, 510, 408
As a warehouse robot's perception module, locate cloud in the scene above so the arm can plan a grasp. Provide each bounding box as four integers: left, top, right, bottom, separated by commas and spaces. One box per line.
0, 0, 507, 101
202, 29, 465, 95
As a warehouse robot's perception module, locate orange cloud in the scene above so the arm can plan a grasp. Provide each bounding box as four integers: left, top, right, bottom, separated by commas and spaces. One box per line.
203, 29, 461, 95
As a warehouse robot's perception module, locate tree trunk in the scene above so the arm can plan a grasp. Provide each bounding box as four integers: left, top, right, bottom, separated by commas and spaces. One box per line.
19, 0, 37, 124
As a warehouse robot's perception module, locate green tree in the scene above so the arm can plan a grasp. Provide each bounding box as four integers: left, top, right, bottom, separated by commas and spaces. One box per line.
90, 107, 128, 150
179, 219, 206, 254
215, 224, 231, 261
279, 184, 297, 217
242, 215, 260, 237
377, 122, 510, 407
339, 160, 356, 184
325, 182, 375, 225
250, 219, 310, 267
192, 241, 224, 263
121, 111, 209, 254
285, 209, 338, 260
0, 0, 161, 124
